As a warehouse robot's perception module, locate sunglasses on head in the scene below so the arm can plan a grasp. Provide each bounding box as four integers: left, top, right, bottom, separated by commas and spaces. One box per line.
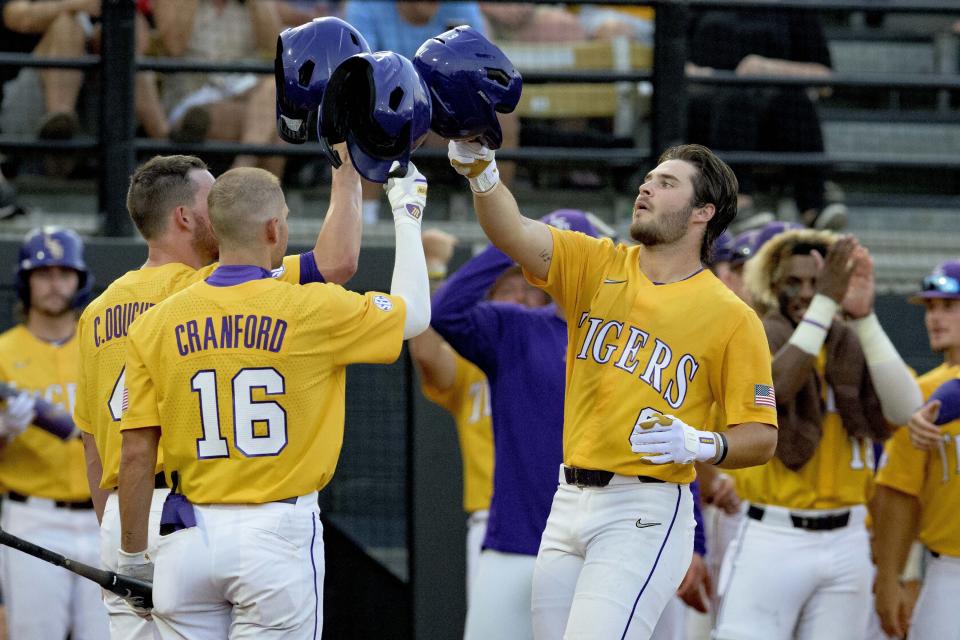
922, 274, 960, 294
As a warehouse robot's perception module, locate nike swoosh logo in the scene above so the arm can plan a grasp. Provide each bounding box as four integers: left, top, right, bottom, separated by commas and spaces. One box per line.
635, 519, 661, 528
603, 278, 627, 285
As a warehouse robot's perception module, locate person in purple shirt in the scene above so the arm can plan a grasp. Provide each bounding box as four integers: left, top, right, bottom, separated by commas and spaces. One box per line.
432, 209, 598, 640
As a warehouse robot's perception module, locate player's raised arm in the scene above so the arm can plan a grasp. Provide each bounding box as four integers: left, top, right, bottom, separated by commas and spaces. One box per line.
448, 141, 554, 281
310, 142, 362, 284
385, 162, 430, 339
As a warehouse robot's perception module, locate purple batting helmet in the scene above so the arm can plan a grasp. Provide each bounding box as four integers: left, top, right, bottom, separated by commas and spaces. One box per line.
712, 231, 734, 264
321, 51, 432, 183
909, 259, 960, 304
929, 378, 960, 425
17, 226, 93, 308
274, 17, 370, 146
413, 25, 522, 149
540, 210, 603, 238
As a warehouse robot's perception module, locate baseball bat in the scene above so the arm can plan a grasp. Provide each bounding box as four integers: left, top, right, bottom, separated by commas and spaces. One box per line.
0, 382, 76, 440
0, 528, 153, 608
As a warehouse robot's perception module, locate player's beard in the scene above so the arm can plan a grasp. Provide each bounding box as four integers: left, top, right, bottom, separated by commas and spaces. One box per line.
31, 291, 73, 318
191, 218, 219, 265
630, 202, 694, 246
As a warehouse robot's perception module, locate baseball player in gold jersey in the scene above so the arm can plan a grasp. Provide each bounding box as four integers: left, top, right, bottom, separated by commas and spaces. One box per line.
410, 228, 549, 607
448, 141, 778, 639
874, 259, 960, 639
75, 152, 362, 639
709, 229, 922, 640
117, 164, 430, 638
0, 226, 109, 638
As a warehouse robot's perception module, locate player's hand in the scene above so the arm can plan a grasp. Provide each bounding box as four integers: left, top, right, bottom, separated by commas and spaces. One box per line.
629, 412, 716, 465
422, 229, 458, 270
1, 391, 36, 437
448, 140, 499, 193
874, 577, 910, 638
385, 161, 427, 228
841, 245, 875, 319
677, 553, 713, 614
706, 472, 741, 515
907, 400, 942, 451
117, 549, 154, 618
814, 236, 858, 304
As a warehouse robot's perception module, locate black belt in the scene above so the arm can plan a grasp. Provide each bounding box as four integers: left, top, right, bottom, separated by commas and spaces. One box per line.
563, 466, 665, 488
932, 551, 940, 558
154, 472, 168, 489
7, 491, 94, 511
747, 504, 850, 531
274, 496, 298, 504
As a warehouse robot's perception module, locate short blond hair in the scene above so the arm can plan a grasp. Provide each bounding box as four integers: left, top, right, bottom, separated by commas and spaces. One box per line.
208, 168, 285, 249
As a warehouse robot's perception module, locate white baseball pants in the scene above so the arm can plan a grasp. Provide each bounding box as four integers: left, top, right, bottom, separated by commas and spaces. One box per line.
532, 471, 695, 640
151, 493, 323, 640
465, 510, 489, 607
909, 552, 960, 640
464, 549, 536, 640
100, 488, 169, 640
0, 497, 109, 639
713, 504, 872, 640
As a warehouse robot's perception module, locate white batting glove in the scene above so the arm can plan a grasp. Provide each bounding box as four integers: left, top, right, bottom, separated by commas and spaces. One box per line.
117, 549, 154, 616
385, 161, 427, 229
1, 391, 36, 437
629, 412, 720, 465
448, 140, 499, 194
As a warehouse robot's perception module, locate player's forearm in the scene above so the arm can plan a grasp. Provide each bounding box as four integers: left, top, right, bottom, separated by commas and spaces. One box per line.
81, 432, 110, 524
313, 158, 362, 285
409, 329, 457, 392
873, 485, 921, 584
771, 344, 817, 403
848, 314, 923, 425
391, 221, 430, 340
717, 422, 777, 468
118, 427, 159, 553
473, 183, 553, 281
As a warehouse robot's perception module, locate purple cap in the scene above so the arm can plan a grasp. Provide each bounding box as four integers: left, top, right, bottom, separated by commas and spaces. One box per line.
730, 229, 761, 267
755, 221, 803, 251
540, 209, 598, 238
909, 259, 960, 303
929, 378, 960, 425
712, 231, 734, 264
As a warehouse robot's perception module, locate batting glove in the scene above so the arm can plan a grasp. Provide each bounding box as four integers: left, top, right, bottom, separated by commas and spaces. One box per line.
629, 412, 721, 465
385, 161, 427, 229
0, 391, 36, 438
117, 549, 154, 616
448, 140, 499, 194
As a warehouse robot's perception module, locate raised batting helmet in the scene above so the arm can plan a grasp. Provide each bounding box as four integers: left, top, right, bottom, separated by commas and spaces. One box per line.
274, 17, 370, 146
320, 51, 432, 183
413, 25, 522, 149
17, 226, 92, 309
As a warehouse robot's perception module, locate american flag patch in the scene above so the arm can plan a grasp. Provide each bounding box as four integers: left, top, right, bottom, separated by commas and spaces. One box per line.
754, 384, 776, 408
121, 388, 129, 412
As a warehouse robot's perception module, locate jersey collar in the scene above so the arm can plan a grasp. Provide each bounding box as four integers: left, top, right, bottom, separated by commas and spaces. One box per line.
205, 265, 272, 287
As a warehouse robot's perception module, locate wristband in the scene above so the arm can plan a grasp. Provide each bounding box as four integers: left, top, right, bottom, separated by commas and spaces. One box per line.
468, 160, 500, 194
714, 432, 729, 465
787, 294, 838, 355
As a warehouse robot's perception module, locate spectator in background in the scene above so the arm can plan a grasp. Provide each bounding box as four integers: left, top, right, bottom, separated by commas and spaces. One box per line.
275, 0, 341, 28
578, 4, 654, 44
345, 0, 519, 223
481, 3, 585, 43
151, 0, 286, 177
685, 8, 847, 231
0, 0, 169, 169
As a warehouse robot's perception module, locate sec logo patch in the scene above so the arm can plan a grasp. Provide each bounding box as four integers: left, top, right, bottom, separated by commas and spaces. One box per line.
374, 295, 393, 311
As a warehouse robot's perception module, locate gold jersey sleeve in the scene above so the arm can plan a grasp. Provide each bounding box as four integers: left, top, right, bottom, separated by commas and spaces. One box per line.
421, 348, 493, 513
121, 277, 406, 504
0, 326, 88, 500
876, 363, 960, 556
735, 348, 879, 509
524, 227, 777, 483
75, 255, 310, 491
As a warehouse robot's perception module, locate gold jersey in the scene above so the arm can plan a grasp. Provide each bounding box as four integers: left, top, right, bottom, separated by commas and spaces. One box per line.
0, 326, 88, 500
75, 256, 306, 490
876, 362, 960, 556
121, 275, 406, 504
421, 348, 493, 513
525, 227, 777, 483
